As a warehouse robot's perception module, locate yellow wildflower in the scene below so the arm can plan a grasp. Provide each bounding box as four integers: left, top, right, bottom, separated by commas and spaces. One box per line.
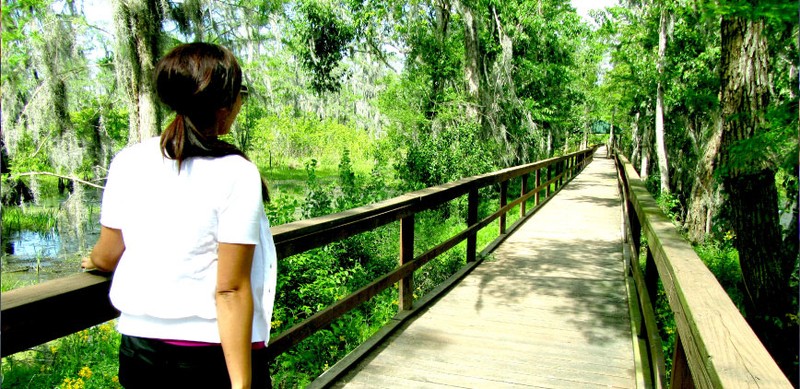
60, 377, 85, 389
78, 366, 92, 379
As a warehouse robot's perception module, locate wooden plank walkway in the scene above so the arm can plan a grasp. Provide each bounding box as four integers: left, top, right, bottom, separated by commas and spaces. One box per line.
330, 150, 636, 388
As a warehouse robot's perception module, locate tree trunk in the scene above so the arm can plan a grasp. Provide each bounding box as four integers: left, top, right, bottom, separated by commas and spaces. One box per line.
459, 0, 480, 120
640, 121, 652, 180
426, 0, 451, 120
655, 6, 670, 194
719, 9, 796, 379
581, 116, 589, 149
685, 119, 722, 244
114, 0, 163, 144
608, 120, 615, 157
607, 107, 616, 158
630, 111, 641, 168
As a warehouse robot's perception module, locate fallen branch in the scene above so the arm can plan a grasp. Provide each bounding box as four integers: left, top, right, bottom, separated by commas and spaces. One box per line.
15, 172, 105, 190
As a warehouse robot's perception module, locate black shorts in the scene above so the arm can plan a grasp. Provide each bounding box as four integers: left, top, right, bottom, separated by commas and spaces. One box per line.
118, 335, 272, 388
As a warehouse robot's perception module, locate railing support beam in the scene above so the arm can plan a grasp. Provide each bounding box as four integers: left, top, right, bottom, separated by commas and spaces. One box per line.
399, 215, 415, 311
520, 174, 528, 217
670, 333, 695, 389
466, 189, 479, 262
499, 182, 508, 235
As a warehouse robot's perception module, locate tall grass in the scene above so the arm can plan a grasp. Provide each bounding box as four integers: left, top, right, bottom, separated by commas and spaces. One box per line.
2, 206, 59, 234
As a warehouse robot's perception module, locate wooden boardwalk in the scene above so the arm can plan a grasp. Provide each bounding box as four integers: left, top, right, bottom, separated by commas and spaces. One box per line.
330, 150, 636, 388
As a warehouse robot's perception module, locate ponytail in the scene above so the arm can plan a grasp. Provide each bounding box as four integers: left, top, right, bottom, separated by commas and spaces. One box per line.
160, 114, 270, 202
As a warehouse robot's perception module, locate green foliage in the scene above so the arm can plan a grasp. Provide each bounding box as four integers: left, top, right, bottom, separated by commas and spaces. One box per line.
252, 112, 372, 170
709, 0, 799, 23
302, 159, 334, 219
394, 119, 496, 191
655, 191, 682, 224
264, 195, 302, 226
1, 322, 122, 389
695, 239, 744, 308
293, 0, 355, 94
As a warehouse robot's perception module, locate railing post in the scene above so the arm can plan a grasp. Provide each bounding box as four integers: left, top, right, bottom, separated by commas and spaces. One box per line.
573, 155, 577, 176
572, 155, 577, 176
557, 160, 564, 188
546, 166, 552, 198
644, 248, 658, 308
670, 334, 695, 389
499, 181, 508, 235
629, 194, 641, 255
466, 188, 479, 262
567, 156, 573, 179
535, 169, 541, 205
520, 174, 528, 217
399, 214, 415, 311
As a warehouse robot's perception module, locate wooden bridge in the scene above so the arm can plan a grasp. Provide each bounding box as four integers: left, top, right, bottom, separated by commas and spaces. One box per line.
2, 147, 792, 388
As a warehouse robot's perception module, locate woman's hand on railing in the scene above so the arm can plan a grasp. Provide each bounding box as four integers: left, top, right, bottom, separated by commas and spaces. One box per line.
80, 256, 96, 271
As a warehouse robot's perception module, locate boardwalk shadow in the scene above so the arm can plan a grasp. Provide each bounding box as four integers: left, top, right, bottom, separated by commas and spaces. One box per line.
466, 154, 630, 347
472, 236, 629, 346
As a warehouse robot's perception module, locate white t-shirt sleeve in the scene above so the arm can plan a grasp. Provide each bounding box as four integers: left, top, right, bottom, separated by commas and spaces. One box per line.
99, 152, 129, 229
217, 161, 262, 245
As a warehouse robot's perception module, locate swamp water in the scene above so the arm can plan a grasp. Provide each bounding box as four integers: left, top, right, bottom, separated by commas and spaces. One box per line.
2, 190, 102, 289
2, 228, 100, 287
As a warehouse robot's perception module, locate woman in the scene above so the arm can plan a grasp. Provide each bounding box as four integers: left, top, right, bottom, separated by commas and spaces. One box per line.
82, 42, 277, 389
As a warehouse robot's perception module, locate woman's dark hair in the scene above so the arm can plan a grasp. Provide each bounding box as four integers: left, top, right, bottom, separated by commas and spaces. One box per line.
155, 42, 268, 201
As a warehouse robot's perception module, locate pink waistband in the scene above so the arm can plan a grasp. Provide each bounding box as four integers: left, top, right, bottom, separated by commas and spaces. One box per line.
162, 339, 266, 349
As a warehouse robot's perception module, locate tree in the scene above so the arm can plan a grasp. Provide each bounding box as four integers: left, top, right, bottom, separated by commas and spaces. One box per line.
113, 0, 164, 144
717, 0, 797, 379
654, 3, 670, 194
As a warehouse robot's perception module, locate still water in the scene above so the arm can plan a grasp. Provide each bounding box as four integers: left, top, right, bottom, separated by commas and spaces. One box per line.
2, 222, 100, 287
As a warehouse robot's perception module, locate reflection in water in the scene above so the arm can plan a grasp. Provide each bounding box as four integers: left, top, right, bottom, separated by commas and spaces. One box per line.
7, 230, 62, 259
2, 188, 102, 287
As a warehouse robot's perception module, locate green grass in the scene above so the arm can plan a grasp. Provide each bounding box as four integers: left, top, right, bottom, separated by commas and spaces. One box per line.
2, 206, 59, 234
1, 272, 36, 292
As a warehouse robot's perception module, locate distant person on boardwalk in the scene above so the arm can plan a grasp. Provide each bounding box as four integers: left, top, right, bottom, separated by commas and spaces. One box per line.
82, 42, 277, 389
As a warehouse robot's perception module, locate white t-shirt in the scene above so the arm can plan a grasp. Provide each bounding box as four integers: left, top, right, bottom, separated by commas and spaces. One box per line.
101, 137, 277, 343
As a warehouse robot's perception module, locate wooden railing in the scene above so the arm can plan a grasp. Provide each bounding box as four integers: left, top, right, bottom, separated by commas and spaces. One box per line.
614, 152, 792, 388
2, 147, 597, 363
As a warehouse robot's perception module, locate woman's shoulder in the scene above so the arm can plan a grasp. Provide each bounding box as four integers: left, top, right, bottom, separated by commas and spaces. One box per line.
214, 153, 258, 170
111, 137, 162, 166
191, 154, 260, 183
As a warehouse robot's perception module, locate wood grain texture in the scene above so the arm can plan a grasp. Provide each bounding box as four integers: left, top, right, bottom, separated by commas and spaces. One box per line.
1, 272, 118, 356
331, 149, 637, 388
618, 154, 791, 388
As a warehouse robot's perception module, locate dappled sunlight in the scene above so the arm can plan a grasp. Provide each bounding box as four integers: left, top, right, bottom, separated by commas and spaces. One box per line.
336, 155, 636, 387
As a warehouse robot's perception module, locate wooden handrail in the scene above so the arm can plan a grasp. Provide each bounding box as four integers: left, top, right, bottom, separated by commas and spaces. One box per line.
1, 147, 597, 359
614, 152, 791, 388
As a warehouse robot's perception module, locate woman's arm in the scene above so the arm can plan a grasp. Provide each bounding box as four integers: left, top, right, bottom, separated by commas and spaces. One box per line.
82, 226, 125, 272
216, 242, 256, 389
